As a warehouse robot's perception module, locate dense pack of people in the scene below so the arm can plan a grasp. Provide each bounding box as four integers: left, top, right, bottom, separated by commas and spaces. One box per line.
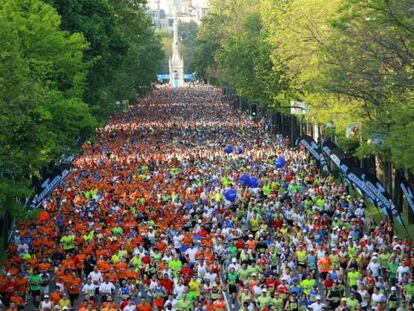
0, 88, 413, 311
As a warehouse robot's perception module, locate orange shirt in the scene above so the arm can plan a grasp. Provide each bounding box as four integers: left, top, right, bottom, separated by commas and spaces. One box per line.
38, 262, 52, 272
213, 299, 226, 310
137, 302, 152, 311
9, 295, 25, 306
50, 291, 61, 305
68, 277, 82, 295
246, 240, 256, 251
14, 278, 28, 294
318, 257, 332, 273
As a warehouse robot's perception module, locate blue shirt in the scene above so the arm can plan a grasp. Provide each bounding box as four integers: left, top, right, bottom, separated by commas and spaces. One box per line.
307, 255, 316, 270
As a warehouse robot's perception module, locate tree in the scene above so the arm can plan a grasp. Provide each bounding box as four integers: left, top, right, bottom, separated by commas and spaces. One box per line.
108, 0, 164, 100
0, 0, 96, 218
178, 21, 198, 72
315, 0, 414, 183
44, 0, 129, 116
157, 29, 173, 74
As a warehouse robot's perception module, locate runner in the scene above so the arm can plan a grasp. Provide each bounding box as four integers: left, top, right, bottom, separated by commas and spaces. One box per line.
0, 88, 410, 310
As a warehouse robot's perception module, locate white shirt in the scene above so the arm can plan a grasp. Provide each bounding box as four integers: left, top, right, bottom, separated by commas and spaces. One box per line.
123, 304, 137, 311
228, 263, 241, 272
164, 298, 177, 311
88, 271, 103, 286
309, 302, 325, 311
371, 292, 385, 305
82, 283, 96, 296
205, 271, 217, 283
17, 243, 29, 256
185, 247, 198, 262
197, 265, 208, 277
40, 300, 53, 309
397, 265, 410, 281
367, 261, 381, 277
99, 281, 115, 294
173, 284, 186, 298
173, 235, 184, 248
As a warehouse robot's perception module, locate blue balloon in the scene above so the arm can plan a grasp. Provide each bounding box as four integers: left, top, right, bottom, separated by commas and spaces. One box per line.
224, 189, 237, 202
275, 157, 286, 168
249, 176, 259, 188
237, 147, 243, 154
224, 145, 233, 154
239, 174, 250, 186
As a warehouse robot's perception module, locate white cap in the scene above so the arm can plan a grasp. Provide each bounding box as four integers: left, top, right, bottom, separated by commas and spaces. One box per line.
262, 289, 267, 293
232, 258, 237, 263
316, 295, 321, 300
391, 286, 397, 290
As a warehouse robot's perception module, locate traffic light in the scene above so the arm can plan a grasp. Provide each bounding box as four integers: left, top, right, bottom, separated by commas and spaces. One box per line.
251, 104, 257, 117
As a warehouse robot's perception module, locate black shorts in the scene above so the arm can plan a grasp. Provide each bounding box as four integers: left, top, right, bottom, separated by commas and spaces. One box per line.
69, 293, 79, 302
31, 289, 41, 297
228, 284, 237, 294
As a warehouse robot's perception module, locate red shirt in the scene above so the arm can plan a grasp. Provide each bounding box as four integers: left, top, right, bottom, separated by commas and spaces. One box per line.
160, 278, 173, 294
4, 281, 15, 299
277, 284, 289, 294
265, 279, 280, 289
324, 278, 334, 288
273, 219, 283, 229
235, 241, 245, 249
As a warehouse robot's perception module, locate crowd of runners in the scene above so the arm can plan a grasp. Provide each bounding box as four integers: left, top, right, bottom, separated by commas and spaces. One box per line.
0, 88, 413, 311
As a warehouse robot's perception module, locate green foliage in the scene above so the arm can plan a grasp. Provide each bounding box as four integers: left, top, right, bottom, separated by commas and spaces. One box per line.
0, 0, 96, 219
109, 0, 164, 100
44, 0, 128, 116
157, 29, 173, 73
0, 0, 162, 221
191, 0, 284, 101
179, 21, 198, 72
191, 0, 414, 173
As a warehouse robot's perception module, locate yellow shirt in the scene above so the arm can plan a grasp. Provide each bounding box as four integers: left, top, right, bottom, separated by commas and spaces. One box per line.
296, 250, 306, 264
188, 280, 201, 295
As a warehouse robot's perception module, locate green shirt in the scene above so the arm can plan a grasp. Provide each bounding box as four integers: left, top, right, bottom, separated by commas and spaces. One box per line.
387, 262, 398, 278
246, 264, 260, 276
300, 279, 315, 295
250, 218, 260, 231
346, 298, 359, 310
60, 235, 75, 250
29, 274, 42, 291
131, 256, 141, 267
257, 295, 271, 307
238, 269, 249, 281
272, 297, 284, 309
175, 298, 193, 311
379, 253, 391, 267
405, 284, 414, 296
296, 250, 306, 264
112, 226, 123, 235
169, 260, 182, 276
347, 271, 359, 286
227, 272, 238, 285
151, 252, 162, 263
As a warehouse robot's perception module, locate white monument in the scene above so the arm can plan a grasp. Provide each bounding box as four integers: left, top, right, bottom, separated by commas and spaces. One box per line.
169, 1, 185, 88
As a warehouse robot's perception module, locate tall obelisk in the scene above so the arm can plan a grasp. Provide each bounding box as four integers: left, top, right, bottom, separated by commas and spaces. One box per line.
169, 1, 185, 88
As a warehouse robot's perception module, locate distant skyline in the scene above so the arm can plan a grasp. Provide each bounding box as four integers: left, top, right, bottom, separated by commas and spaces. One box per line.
147, 0, 209, 15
